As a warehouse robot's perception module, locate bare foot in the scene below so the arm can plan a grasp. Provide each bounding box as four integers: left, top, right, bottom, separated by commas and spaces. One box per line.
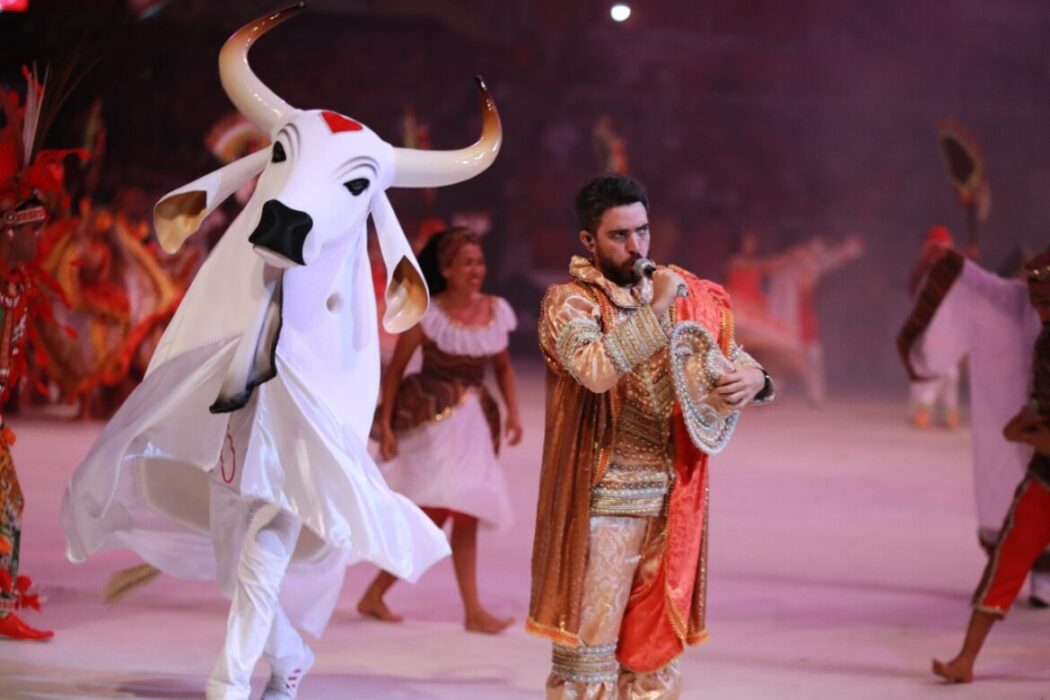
931, 656, 974, 683
356, 596, 403, 623
465, 609, 513, 635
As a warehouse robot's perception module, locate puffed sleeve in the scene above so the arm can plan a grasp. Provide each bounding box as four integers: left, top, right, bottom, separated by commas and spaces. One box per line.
539, 284, 668, 394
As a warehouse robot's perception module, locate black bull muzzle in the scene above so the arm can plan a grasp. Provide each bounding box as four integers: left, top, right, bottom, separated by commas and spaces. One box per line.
249, 199, 313, 265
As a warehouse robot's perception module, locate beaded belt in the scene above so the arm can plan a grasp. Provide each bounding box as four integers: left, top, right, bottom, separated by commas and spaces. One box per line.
591, 463, 671, 517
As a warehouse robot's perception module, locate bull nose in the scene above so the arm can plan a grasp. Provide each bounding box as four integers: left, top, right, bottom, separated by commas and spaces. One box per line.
249, 199, 313, 265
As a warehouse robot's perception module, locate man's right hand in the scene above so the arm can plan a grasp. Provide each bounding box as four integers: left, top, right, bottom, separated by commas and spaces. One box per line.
651, 267, 687, 316
1004, 408, 1044, 443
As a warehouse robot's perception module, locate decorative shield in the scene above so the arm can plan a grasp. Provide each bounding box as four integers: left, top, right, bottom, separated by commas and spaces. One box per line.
937, 120, 983, 198
669, 321, 740, 455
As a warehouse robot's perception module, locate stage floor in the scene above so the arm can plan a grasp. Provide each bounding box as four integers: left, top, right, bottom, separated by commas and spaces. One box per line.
3, 363, 1048, 699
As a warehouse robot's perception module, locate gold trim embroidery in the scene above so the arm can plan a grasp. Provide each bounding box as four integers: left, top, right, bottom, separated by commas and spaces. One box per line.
602, 305, 668, 373
526, 617, 581, 647
551, 643, 619, 684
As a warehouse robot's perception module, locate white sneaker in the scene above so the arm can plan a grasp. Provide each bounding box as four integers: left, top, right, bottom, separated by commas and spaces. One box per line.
261, 646, 314, 699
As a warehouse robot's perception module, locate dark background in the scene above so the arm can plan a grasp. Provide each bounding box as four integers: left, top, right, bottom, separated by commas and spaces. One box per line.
3, 0, 1049, 393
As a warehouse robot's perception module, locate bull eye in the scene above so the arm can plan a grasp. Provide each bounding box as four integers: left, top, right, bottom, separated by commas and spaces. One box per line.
344, 178, 370, 196
271, 142, 287, 163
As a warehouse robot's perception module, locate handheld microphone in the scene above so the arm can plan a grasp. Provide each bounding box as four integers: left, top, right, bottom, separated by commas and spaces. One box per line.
634, 257, 689, 297
633, 257, 657, 279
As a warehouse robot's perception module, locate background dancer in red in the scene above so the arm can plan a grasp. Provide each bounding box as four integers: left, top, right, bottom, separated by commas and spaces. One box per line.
932, 248, 1050, 683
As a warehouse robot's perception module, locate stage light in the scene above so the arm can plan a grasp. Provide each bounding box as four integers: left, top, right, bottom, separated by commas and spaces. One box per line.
610, 3, 631, 22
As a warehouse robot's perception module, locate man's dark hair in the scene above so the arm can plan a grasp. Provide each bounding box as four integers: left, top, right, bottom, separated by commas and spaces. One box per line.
574, 174, 649, 234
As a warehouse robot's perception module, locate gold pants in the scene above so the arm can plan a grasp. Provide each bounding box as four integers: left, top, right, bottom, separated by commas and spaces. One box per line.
546, 516, 682, 700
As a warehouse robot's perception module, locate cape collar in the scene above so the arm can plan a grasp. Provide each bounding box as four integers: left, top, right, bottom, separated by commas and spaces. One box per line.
568, 255, 652, 310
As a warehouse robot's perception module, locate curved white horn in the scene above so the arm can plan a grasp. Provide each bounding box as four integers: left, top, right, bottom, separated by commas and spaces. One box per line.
392, 76, 502, 188
218, 3, 303, 134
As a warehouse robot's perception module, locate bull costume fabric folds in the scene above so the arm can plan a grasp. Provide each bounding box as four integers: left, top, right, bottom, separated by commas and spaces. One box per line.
61, 5, 502, 699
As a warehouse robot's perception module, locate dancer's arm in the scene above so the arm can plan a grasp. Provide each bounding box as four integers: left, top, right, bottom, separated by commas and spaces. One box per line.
493, 350, 522, 446
376, 324, 424, 460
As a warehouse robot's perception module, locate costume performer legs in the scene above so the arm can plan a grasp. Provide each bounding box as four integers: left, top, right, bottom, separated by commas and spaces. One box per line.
546, 516, 681, 699
972, 477, 1050, 616
208, 504, 304, 700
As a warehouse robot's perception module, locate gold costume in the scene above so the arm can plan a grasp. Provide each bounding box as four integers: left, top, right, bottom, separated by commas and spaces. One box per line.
529, 257, 772, 699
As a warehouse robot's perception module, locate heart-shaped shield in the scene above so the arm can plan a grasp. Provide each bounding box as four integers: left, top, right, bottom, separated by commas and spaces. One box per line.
669, 321, 740, 455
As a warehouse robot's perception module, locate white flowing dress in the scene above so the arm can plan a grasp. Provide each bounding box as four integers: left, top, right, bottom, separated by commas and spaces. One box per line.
381, 296, 516, 532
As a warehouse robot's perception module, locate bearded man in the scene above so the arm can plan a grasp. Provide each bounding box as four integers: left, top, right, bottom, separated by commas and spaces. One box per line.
527, 174, 774, 698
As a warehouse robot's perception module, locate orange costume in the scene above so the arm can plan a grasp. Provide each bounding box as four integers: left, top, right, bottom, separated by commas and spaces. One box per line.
528, 256, 773, 698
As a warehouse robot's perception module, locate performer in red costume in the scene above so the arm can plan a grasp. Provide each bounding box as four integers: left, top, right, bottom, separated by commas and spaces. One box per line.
0, 66, 80, 641
932, 248, 1050, 683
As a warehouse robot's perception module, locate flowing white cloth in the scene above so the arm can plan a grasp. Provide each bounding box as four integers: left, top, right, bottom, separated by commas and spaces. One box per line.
908, 261, 1043, 549
381, 297, 515, 531
62, 198, 450, 636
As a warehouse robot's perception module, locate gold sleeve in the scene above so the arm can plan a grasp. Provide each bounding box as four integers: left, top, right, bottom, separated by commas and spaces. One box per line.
540, 285, 668, 394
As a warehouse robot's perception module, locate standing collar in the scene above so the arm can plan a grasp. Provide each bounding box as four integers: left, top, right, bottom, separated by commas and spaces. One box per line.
568, 255, 652, 309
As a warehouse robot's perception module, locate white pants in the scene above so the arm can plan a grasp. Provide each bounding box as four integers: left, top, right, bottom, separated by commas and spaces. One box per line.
206, 503, 308, 700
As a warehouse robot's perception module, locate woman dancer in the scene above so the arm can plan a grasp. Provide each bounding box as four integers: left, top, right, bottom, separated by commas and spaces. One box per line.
358, 227, 522, 634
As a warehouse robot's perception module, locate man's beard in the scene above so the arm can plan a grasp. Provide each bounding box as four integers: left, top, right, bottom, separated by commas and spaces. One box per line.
595, 252, 638, 287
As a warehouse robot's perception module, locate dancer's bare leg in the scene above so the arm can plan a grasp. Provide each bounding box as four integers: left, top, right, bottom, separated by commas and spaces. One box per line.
357, 508, 450, 623
931, 610, 997, 683
450, 515, 511, 634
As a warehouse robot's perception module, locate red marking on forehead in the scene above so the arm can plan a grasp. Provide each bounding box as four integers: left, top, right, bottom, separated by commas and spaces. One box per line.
321, 111, 364, 134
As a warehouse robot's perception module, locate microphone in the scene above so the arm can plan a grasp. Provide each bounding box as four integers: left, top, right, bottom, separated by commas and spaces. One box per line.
633, 257, 657, 279
635, 257, 689, 298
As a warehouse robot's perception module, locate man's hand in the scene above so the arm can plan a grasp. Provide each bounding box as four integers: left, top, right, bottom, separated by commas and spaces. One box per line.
1003, 408, 1043, 443
1018, 424, 1050, 457
713, 365, 766, 410
651, 267, 687, 316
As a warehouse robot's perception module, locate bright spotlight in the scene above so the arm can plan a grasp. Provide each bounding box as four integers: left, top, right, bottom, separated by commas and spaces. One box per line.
610, 3, 631, 22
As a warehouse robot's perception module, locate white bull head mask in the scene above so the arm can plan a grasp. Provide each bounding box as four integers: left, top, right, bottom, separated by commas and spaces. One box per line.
151, 3, 502, 412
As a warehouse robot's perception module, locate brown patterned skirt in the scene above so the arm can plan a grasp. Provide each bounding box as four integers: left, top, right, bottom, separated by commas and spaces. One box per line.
390, 341, 502, 454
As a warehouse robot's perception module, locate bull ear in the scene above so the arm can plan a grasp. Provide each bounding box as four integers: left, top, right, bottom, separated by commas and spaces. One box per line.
370, 192, 429, 333
153, 148, 269, 253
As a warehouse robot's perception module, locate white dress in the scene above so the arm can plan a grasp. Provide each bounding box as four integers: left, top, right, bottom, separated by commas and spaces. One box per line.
381, 296, 516, 532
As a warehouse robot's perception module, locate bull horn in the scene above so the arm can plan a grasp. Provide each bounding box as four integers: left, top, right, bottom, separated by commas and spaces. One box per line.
392, 76, 502, 188
218, 3, 303, 134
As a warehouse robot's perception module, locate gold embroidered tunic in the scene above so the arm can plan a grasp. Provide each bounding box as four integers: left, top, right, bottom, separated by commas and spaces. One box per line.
528, 256, 772, 660
541, 259, 678, 518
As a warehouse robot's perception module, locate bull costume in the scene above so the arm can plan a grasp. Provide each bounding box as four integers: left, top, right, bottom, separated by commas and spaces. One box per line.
899, 249, 1050, 603
528, 176, 773, 699
61, 6, 502, 699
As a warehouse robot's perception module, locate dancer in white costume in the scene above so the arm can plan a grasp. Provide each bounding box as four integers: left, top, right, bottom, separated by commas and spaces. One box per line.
907, 226, 961, 429
358, 227, 521, 633
900, 248, 1050, 606
61, 6, 503, 699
